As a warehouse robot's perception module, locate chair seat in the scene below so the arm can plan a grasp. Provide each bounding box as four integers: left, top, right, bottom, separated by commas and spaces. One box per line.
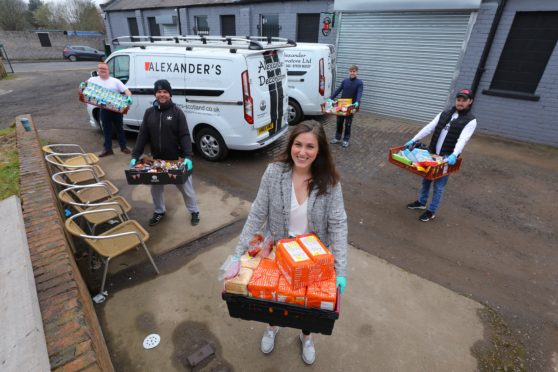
83, 197, 132, 225
93, 220, 150, 258
63, 154, 99, 166
66, 165, 106, 184
75, 181, 119, 203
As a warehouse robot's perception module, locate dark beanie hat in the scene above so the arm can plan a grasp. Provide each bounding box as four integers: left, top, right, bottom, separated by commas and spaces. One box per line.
154, 79, 172, 96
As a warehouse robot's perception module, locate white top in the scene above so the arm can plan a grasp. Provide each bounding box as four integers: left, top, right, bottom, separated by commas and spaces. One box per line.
288, 181, 309, 237
412, 111, 477, 156
87, 76, 127, 93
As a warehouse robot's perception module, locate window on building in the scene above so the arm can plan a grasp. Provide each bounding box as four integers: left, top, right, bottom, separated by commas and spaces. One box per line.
488, 11, 558, 98
127, 17, 139, 40
297, 14, 320, 42
147, 17, 160, 37
260, 14, 280, 38
37, 32, 51, 47
194, 16, 210, 36
220, 15, 236, 36
107, 55, 130, 84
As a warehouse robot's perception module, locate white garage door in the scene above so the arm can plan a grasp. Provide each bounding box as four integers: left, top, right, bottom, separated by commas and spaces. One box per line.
336, 12, 473, 122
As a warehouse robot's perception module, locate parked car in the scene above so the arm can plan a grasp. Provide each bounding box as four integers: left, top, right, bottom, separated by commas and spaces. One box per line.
63, 45, 105, 62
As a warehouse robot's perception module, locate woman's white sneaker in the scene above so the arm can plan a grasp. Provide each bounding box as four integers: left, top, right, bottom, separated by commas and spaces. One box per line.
261, 326, 279, 354
299, 333, 316, 365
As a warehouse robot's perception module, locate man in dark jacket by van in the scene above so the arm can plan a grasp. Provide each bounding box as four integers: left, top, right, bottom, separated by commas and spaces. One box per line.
131, 79, 201, 226
329, 64, 363, 148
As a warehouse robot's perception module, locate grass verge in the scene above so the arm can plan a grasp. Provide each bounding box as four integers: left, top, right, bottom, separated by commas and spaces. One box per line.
0, 125, 19, 200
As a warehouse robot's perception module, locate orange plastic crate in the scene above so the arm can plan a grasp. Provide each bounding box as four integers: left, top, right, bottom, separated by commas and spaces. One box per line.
388, 146, 462, 181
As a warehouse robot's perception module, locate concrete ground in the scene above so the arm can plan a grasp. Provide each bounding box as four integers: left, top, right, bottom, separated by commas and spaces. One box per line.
95, 151, 250, 274
98, 238, 484, 372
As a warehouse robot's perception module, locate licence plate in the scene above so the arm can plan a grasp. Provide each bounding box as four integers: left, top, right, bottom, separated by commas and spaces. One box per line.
257, 122, 274, 135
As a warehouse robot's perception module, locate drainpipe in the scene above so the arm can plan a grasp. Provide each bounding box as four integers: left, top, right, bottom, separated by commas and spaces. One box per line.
177, 8, 182, 35
471, 0, 507, 95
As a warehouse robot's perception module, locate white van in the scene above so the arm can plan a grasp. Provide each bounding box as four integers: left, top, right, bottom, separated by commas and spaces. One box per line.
283, 43, 336, 124
86, 36, 294, 161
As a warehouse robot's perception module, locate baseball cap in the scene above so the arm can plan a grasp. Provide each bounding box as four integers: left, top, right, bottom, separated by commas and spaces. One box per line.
456, 88, 473, 99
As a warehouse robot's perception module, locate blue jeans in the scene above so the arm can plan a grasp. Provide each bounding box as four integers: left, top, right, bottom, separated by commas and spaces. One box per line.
418, 176, 449, 214
100, 109, 126, 151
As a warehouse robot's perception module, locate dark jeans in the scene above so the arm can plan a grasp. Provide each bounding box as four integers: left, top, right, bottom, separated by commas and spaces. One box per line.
335, 115, 353, 141
100, 109, 126, 151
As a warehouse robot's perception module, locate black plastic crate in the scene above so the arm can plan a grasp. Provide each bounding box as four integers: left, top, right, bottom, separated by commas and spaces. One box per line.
222, 290, 340, 335
125, 166, 192, 185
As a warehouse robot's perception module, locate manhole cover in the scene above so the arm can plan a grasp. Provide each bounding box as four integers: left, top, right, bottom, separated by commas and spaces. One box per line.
143, 334, 161, 349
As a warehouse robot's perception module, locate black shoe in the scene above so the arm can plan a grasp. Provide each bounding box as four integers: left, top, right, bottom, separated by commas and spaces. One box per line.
99, 149, 114, 157
419, 210, 435, 222
149, 212, 165, 226
191, 212, 200, 226
407, 201, 426, 210
120, 146, 131, 154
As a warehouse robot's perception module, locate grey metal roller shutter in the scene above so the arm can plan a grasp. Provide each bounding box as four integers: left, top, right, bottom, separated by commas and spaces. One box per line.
336, 12, 472, 122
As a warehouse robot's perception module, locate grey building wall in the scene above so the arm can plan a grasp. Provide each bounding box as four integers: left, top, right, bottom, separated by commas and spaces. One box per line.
0, 31, 104, 60
106, 1, 335, 45
454, 0, 558, 146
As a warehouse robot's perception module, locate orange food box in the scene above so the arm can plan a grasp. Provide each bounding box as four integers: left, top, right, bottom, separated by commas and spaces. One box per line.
306, 277, 337, 311
247, 258, 281, 300
296, 234, 335, 282
276, 238, 315, 290
277, 276, 306, 305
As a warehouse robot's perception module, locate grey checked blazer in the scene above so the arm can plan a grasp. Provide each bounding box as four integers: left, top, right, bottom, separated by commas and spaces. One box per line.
234, 162, 348, 276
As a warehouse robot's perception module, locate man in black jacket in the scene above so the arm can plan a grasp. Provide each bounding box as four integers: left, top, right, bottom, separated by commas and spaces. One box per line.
404, 88, 477, 222
131, 79, 200, 226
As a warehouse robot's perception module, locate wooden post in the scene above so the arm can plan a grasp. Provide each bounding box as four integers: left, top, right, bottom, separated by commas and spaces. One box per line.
0, 61, 7, 80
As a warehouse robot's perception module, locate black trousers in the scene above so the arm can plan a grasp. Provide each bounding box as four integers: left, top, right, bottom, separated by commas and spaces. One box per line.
335, 115, 353, 141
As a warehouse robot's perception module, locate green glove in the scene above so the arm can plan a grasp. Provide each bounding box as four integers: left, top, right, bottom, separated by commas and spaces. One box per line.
353, 102, 359, 108
130, 158, 136, 166
183, 158, 193, 171
126, 96, 133, 105
336, 276, 347, 294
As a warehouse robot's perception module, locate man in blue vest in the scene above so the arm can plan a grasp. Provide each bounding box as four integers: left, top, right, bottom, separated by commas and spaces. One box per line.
404, 88, 477, 222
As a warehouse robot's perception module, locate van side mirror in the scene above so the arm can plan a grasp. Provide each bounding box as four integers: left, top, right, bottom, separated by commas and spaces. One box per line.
91, 70, 98, 77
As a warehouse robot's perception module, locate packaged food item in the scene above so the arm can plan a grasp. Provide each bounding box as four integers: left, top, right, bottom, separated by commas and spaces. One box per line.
306, 277, 337, 311
275, 238, 315, 290
337, 98, 352, 107
247, 232, 273, 258
296, 234, 335, 282
79, 82, 130, 114
240, 254, 262, 270
224, 267, 253, 295
247, 259, 281, 300
276, 276, 306, 305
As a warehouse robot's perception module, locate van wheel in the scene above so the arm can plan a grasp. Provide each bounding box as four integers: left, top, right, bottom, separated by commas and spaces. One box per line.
288, 99, 303, 125
196, 128, 228, 161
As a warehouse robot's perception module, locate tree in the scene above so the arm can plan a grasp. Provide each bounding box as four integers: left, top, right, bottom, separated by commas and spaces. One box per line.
0, 0, 29, 30
33, 3, 68, 30
26, 0, 44, 28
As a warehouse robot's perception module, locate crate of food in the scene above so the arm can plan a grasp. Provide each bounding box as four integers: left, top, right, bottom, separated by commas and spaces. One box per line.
388, 146, 462, 181
222, 288, 340, 335
321, 98, 357, 117
78, 82, 130, 114
125, 159, 192, 185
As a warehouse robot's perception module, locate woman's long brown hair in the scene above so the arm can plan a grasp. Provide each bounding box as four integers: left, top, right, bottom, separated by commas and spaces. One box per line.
276, 120, 340, 196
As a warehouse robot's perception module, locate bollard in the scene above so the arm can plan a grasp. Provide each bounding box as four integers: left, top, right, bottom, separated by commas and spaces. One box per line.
21, 117, 32, 132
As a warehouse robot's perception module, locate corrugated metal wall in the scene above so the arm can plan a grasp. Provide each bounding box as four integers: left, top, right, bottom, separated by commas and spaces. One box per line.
336, 12, 472, 122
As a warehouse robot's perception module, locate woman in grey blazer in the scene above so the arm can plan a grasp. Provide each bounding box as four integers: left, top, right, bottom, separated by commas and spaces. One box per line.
226, 120, 348, 365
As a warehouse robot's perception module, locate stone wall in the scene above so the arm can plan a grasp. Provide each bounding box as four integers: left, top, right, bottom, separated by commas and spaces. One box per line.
0, 31, 104, 60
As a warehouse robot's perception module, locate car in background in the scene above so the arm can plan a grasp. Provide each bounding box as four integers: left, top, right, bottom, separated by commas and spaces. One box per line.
63, 45, 105, 62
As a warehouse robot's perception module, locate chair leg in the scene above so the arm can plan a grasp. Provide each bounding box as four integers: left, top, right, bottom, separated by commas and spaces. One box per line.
141, 242, 160, 274
99, 256, 111, 294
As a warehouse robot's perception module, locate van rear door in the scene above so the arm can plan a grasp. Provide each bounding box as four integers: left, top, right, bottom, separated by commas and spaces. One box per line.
246, 50, 288, 138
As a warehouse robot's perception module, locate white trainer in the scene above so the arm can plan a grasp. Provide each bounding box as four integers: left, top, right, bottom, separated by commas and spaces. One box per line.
299, 333, 316, 365
261, 326, 279, 354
